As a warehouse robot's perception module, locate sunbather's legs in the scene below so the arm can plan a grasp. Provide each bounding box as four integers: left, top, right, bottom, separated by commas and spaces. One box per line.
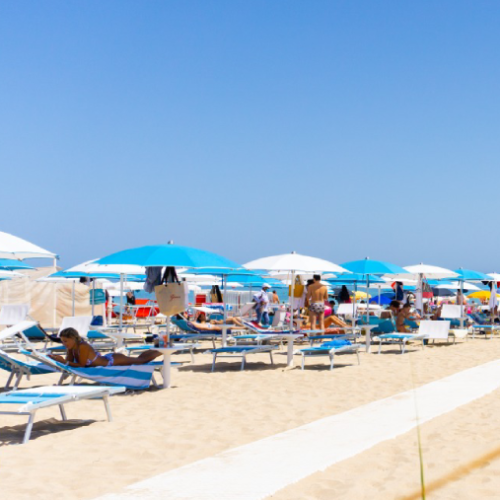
111, 350, 163, 366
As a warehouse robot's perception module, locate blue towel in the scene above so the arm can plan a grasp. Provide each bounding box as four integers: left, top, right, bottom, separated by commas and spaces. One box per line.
321, 339, 351, 348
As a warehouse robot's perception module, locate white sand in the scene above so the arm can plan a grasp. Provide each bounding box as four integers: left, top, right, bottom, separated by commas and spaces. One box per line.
2, 338, 500, 499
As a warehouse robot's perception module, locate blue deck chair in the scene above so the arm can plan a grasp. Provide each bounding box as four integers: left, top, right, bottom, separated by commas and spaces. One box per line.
298, 339, 361, 370
0, 349, 56, 390
0, 385, 125, 444
210, 345, 278, 372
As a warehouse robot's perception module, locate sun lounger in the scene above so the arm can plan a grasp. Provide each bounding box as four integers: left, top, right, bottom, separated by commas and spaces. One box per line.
0, 385, 125, 444
298, 339, 361, 370
210, 345, 278, 371
242, 320, 296, 334
20, 350, 158, 390
0, 348, 56, 390
376, 333, 427, 354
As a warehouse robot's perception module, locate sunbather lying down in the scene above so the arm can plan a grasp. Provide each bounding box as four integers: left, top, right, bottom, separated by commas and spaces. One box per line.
48, 328, 162, 368
301, 314, 348, 330
196, 312, 244, 328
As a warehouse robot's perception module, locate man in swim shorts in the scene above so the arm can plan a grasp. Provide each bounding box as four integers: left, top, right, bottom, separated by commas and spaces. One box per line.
306, 274, 328, 331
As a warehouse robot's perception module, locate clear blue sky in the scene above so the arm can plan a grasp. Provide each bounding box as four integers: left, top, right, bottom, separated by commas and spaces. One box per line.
1, 1, 499, 271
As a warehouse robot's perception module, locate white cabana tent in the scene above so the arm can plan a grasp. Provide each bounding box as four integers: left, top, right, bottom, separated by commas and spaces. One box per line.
0, 231, 57, 264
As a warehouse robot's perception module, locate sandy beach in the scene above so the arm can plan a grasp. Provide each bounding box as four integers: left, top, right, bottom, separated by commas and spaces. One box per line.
2, 337, 500, 499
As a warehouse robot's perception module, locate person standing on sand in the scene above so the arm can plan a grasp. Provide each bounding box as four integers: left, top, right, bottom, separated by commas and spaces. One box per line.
254, 283, 271, 326
306, 274, 328, 331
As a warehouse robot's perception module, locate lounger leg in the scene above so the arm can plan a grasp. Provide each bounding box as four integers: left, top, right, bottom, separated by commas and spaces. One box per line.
301, 354, 305, 370
23, 412, 36, 444
269, 352, 274, 365
14, 373, 23, 390
103, 395, 113, 422
241, 355, 246, 371
401, 342, 406, 355
356, 350, 360, 365
211, 353, 217, 372
378, 341, 382, 355
190, 348, 195, 364
5, 372, 15, 390
330, 354, 335, 371
59, 404, 67, 421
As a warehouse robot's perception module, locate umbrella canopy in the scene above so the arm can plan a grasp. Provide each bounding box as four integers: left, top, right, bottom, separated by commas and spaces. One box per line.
0, 259, 35, 270
341, 258, 408, 276
63, 259, 146, 276
432, 288, 456, 297
96, 244, 241, 269
244, 252, 349, 274
0, 231, 57, 260
434, 282, 480, 291
0, 270, 24, 279
453, 269, 492, 281
353, 291, 371, 300
327, 273, 385, 284
400, 264, 458, 280
488, 273, 500, 282
468, 290, 500, 300
369, 293, 394, 305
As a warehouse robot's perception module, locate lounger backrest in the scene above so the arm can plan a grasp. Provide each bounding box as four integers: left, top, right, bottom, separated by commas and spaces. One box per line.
419, 320, 451, 339
271, 310, 286, 328
239, 303, 255, 317
0, 321, 38, 342
58, 316, 92, 338
0, 304, 30, 326
441, 305, 462, 319
337, 304, 357, 316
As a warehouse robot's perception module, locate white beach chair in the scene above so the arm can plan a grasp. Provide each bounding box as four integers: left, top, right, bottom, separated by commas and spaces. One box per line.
0, 304, 31, 326
440, 305, 469, 342
0, 385, 125, 444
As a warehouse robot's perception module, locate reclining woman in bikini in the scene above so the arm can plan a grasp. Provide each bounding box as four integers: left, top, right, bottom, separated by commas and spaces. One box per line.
48, 327, 163, 368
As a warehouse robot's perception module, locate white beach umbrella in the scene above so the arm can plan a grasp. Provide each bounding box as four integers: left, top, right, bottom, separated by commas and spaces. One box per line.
435, 282, 480, 291
244, 252, 349, 330
244, 252, 350, 274
65, 259, 145, 276
0, 270, 24, 279
487, 273, 500, 282
0, 231, 57, 261
394, 264, 458, 313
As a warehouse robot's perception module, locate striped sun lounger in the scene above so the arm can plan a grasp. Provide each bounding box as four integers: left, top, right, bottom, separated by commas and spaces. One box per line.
21, 350, 157, 390
0, 385, 125, 444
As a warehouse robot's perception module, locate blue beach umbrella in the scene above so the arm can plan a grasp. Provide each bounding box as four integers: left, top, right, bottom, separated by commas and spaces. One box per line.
340, 258, 408, 276
95, 243, 242, 334
96, 244, 241, 269
452, 269, 492, 282
0, 259, 35, 270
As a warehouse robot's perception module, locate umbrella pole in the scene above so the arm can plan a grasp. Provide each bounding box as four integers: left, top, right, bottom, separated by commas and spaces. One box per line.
289, 270, 295, 331
119, 273, 124, 330
91, 279, 95, 317
460, 280, 464, 328
72, 281, 75, 316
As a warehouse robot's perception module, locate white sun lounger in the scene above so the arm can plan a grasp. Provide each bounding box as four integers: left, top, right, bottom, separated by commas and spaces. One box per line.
0, 385, 125, 444
0, 304, 31, 326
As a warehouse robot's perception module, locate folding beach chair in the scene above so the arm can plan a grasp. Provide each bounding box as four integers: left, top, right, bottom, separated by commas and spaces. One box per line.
0, 385, 125, 444
298, 339, 361, 370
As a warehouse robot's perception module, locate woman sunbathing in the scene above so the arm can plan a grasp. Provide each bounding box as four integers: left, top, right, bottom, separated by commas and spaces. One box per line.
301, 314, 347, 330
48, 328, 162, 367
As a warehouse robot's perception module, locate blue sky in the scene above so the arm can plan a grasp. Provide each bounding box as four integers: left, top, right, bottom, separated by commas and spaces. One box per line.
1, 1, 499, 271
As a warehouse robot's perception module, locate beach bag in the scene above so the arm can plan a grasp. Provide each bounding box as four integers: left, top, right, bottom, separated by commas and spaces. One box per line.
422, 279, 433, 299
155, 282, 189, 316
288, 275, 305, 298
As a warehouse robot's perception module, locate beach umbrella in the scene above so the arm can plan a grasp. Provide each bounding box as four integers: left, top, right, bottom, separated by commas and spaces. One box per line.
468, 290, 500, 300
0, 231, 57, 263
489, 281, 498, 313
0, 259, 35, 270
95, 242, 241, 333
341, 258, 408, 276
434, 282, 480, 291
369, 293, 393, 305
244, 252, 349, 330
0, 270, 24, 279
431, 288, 455, 297
96, 244, 240, 269
394, 264, 458, 314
